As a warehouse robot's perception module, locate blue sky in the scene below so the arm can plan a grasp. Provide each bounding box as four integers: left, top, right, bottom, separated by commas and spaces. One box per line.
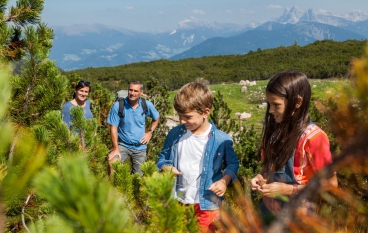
10, 0, 368, 32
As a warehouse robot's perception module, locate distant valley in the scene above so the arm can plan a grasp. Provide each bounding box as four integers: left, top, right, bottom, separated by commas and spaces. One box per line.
49, 6, 368, 71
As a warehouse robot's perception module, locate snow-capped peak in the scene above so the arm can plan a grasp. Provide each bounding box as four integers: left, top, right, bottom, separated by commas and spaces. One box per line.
274, 6, 368, 26
177, 17, 218, 30
344, 10, 368, 22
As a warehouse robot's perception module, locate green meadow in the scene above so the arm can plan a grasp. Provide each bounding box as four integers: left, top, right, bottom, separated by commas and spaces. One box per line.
168, 78, 351, 127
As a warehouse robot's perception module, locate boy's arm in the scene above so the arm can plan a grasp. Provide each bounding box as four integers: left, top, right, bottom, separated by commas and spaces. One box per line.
222, 139, 240, 183
156, 129, 174, 170
209, 174, 232, 197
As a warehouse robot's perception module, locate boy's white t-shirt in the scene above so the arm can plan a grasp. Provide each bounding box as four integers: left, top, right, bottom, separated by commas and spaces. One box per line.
177, 124, 212, 204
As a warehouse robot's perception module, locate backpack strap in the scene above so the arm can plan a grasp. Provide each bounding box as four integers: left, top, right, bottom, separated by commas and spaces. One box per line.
141, 98, 148, 116
118, 98, 148, 118
118, 98, 125, 118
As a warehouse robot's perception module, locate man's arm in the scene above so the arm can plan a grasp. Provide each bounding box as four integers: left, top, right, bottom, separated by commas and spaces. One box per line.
140, 117, 160, 144
108, 125, 121, 161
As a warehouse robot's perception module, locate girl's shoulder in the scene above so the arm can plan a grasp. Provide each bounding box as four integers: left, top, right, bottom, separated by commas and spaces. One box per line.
304, 123, 326, 138
299, 123, 329, 146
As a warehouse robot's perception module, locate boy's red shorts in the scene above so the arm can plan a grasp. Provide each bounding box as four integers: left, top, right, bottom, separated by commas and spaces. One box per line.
194, 204, 221, 233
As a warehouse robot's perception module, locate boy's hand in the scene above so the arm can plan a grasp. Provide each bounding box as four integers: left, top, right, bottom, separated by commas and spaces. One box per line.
163, 166, 182, 175
209, 179, 227, 197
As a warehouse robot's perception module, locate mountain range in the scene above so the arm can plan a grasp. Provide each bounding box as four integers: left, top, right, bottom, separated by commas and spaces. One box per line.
49, 6, 368, 71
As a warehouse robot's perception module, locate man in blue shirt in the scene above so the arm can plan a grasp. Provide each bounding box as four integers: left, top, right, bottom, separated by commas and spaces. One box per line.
107, 81, 160, 175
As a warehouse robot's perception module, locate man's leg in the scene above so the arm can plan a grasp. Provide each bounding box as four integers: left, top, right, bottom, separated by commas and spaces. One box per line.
130, 149, 147, 175
108, 145, 130, 176
118, 145, 130, 163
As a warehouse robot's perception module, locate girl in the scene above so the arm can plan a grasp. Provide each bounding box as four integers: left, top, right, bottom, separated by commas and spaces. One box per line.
250, 70, 337, 219
61, 80, 93, 128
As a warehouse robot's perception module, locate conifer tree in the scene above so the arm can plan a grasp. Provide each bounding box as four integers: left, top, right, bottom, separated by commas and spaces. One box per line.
145, 171, 199, 233
233, 125, 261, 178
0, 66, 49, 232
31, 155, 143, 233
1, 1, 206, 232
209, 90, 236, 133
144, 77, 170, 162
0, 0, 44, 62
8, 24, 68, 127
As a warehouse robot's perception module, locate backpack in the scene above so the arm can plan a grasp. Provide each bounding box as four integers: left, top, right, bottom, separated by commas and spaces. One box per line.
115, 91, 148, 118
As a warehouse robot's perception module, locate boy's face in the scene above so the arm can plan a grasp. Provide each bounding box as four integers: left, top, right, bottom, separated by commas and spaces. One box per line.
178, 108, 210, 134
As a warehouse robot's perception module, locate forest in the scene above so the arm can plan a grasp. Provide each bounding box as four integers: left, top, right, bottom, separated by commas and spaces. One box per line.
1, 0, 368, 232
68, 39, 367, 92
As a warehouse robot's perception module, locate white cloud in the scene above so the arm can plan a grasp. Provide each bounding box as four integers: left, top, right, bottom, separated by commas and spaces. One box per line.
106, 43, 124, 52
159, 11, 164, 14
125, 6, 134, 10
81, 49, 96, 55
101, 54, 117, 61
267, 5, 283, 9
155, 44, 171, 53
226, 10, 233, 14
240, 8, 254, 14
63, 54, 81, 61
192, 9, 205, 14
142, 50, 160, 60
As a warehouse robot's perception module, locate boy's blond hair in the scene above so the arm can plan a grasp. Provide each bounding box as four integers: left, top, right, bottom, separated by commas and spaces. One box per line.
174, 82, 213, 114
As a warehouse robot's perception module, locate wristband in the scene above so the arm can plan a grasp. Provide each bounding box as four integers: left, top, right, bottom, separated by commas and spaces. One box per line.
149, 129, 154, 134
293, 183, 298, 195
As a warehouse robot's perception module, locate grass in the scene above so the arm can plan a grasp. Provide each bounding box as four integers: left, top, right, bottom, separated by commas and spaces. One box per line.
167, 78, 351, 127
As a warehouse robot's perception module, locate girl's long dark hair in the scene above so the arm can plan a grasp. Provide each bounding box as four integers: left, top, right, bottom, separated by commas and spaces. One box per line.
262, 70, 311, 172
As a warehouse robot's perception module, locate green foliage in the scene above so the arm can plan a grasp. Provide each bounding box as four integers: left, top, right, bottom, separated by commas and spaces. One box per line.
69, 40, 367, 92
309, 98, 340, 153
33, 155, 141, 233
209, 90, 236, 133
32, 111, 81, 164
28, 215, 75, 233
233, 125, 262, 180
0, 67, 12, 157
145, 77, 171, 162
232, 125, 262, 203
90, 82, 114, 126
8, 24, 68, 127
69, 107, 99, 149
145, 171, 198, 233
0, 66, 48, 232
140, 160, 159, 177
1, 0, 45, 61
2, 1, 367, 231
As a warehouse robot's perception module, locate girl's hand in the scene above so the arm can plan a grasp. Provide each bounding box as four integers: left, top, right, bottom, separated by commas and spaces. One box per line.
250, 174, 266, 191
257, 182, 293, 198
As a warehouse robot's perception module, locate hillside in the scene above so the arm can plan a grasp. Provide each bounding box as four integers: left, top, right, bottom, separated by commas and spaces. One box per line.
170, 21, 366, 60
51, 7, 368, 70
166, 79, 349, 128
66, 39, 367, 92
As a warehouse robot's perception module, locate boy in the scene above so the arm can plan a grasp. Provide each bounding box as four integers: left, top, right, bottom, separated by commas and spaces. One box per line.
156, 82, 239, 232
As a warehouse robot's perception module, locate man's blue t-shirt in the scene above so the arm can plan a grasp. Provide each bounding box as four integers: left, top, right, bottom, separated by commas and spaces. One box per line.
107, 98, 159, 150
61, 100, 94, 128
